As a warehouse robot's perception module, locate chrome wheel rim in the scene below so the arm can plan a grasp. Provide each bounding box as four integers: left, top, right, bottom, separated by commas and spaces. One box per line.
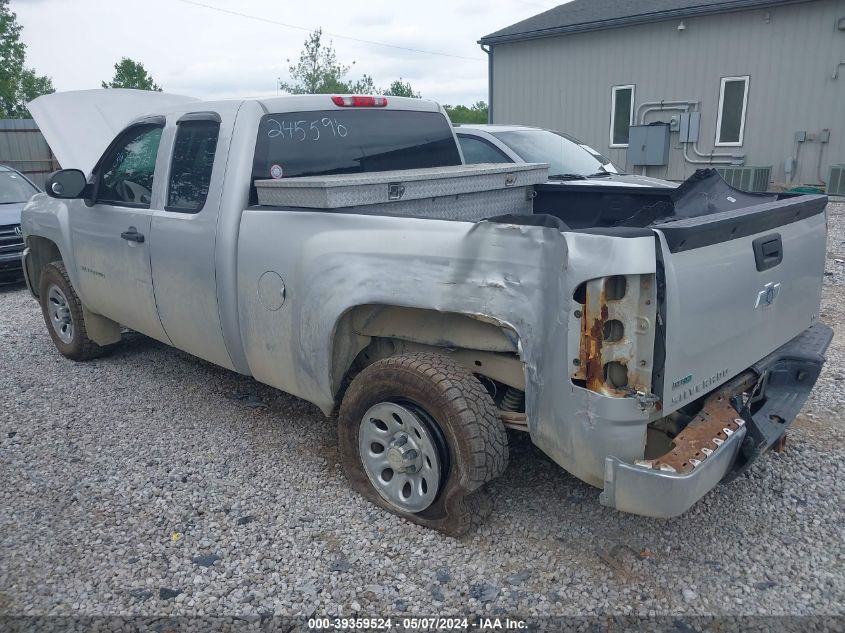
358, 402, 442, 513
47, 284, 74, 344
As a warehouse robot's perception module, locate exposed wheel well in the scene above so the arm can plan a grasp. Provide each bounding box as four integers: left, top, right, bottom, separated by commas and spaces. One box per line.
25, 235, 63, 298
331, 305, 526, 423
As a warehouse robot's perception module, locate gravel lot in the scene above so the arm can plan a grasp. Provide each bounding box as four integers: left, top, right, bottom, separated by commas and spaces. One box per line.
1, 204, 843, 623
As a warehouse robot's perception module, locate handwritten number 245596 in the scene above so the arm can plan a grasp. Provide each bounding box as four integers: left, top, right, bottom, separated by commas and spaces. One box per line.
266, 118, 348, 141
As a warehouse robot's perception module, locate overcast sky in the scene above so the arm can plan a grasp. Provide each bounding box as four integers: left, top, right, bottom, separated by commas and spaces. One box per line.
13, 0, 561, 105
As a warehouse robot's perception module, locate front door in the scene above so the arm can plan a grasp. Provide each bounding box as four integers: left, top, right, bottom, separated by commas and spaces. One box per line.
69, 121, 170, 343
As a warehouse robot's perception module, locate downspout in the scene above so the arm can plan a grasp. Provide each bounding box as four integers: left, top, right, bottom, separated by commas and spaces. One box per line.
816, 130, 829, 186
481, 44, 493, 123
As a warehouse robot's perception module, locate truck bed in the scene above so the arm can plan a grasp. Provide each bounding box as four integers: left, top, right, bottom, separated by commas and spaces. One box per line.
533, 168, 792, 230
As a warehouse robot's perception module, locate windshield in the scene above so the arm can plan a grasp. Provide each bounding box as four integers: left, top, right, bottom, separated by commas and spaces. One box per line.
0, 170, 39, 204
252, 109, 461, 201
492, 129, 619, 177
578, 143, 618, 173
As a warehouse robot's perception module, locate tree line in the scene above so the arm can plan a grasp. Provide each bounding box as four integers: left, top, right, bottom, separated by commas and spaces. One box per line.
0, 1, 161, 117
0, 0, 53, 118
279, 29, 487, 123
0, 3, 486, 123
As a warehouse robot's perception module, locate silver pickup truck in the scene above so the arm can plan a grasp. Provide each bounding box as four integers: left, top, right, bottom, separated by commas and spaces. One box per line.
21, 90, 831, 535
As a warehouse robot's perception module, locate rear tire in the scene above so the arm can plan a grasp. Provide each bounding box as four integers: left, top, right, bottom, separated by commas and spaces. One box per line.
38, 261, 109, 361
338, 352, 508, 535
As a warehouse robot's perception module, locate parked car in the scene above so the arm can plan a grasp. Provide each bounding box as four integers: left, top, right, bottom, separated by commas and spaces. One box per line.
22, 90, 830, 535
0, 164, 40, 282
455, 124, 675, 188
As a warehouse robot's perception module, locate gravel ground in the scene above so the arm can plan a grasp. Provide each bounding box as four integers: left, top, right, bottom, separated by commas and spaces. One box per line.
1, 204, 843, 623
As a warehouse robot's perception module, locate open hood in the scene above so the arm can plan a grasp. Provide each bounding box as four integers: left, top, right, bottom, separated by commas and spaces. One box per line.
28, 89, 198, 175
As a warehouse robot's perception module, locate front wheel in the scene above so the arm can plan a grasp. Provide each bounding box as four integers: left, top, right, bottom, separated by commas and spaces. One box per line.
338, 352, 509, 535
38, 261, 109, 361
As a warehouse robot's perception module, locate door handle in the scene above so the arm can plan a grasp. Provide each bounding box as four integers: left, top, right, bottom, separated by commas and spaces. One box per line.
120, 227, 145, 243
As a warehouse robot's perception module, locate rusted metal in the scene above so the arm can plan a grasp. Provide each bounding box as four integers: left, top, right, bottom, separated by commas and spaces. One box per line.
576, 274, 657, 399
642, 371, 756, 474
584, 302, 607, 392
498, 410, 528, 432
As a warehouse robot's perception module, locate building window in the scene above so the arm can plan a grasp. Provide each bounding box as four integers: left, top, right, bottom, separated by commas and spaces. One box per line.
609, 85, 634, 148
715, 76, 749, 147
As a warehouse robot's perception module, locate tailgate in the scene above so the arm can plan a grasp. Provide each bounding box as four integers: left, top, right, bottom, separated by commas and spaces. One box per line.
653, 194, 827, 414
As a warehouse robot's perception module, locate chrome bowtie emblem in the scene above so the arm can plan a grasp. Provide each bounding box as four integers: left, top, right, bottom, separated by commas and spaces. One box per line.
755, 281, 781, 309
14, 225, 22, 236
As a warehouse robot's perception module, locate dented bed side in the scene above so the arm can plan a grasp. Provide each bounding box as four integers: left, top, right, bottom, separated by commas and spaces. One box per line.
235, 211, 664, 489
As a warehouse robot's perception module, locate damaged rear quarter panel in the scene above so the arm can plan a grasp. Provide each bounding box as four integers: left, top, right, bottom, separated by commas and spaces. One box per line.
558, 233, 658, 486
237, 210, 658, 488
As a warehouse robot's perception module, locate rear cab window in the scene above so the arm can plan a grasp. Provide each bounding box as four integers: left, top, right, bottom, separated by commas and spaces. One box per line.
251, 109, 461, 203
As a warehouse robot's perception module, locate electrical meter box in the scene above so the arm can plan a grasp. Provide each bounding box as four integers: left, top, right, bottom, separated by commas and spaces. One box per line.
627, 124, 671, 166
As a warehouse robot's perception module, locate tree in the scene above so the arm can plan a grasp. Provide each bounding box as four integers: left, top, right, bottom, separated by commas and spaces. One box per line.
0, 0, 54, 118
348, 73, 378, 95
102, 57, 162, 91
383, 78, 419, 98
14, 68, 55, 116
280, 29, 350, 94
279, 29, 422, 98
443, 101, 488, 124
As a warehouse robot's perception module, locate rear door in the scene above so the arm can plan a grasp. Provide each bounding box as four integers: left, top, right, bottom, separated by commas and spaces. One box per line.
149, 108, 235, 369
654, 195, 827, 412
68, 120, 170, 343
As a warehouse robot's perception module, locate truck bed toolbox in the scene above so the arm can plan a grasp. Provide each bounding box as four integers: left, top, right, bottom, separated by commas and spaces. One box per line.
254, 163, 549, 221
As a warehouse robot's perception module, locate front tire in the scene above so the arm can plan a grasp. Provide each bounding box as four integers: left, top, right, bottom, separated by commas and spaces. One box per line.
338, 352, 508, 535
38, 261, 108, 361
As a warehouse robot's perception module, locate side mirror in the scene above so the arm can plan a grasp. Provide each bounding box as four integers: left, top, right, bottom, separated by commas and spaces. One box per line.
45, 169, 88, 199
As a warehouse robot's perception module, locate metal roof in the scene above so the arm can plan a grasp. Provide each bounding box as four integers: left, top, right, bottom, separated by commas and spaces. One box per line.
479, 0, 814, 44
0, 119, 40, 130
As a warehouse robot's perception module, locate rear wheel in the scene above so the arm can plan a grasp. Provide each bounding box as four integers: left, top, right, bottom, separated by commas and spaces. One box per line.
338, 352, 508, 535
38, 261, 109, 361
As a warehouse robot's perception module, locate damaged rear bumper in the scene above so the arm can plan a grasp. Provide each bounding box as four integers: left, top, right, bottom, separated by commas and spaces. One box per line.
599, 323, 833, 518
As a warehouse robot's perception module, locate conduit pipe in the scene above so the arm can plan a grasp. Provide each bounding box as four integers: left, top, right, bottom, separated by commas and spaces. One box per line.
636, 100, 697, 124
683, 142, 736, 165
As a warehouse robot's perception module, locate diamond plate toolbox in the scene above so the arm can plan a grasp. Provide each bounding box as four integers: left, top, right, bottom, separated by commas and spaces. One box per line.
254, 163, 549, 221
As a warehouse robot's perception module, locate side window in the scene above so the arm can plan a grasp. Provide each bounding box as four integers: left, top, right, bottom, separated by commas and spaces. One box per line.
609, 85, 634, 148
167, 119, 221, 213
457, 135, 512, 164
715, 76, 749, 147
97, 124, 163, 207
